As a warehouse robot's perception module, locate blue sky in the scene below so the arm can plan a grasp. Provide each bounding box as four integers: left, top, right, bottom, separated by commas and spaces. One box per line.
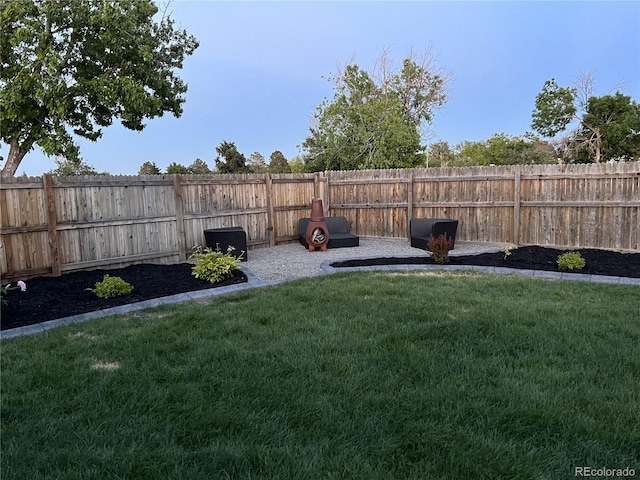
8, 0, 640, 176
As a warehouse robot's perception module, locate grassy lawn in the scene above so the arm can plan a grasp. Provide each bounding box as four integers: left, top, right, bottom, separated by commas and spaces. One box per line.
1, 271, 639, 479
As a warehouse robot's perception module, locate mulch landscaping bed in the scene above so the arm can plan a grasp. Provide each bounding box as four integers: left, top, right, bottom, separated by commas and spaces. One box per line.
1, 263, 247, 331
332, 245, 640, 278
3, 246, 638, 332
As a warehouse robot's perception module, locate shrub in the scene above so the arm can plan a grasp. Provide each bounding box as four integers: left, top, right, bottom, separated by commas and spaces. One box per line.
557, 251, 586, 271
427, 233, 453, 264
93, 275, 134, 299
504, 244, 518, 260
189, 245, 241, 284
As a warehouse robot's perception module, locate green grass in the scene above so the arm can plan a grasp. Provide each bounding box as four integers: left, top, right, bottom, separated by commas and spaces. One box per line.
2, 271, 639, 479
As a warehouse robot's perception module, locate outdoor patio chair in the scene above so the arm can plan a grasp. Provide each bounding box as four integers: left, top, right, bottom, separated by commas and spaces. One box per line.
299, 216, 360, 249
410, 218, 458, 250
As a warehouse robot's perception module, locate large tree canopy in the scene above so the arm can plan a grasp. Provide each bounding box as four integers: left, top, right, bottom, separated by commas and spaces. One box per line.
0, 0, 199, 177
579, 93, 640, 162
531, 77, 640, 163
531, 79, 577, 139
301, 50, 450, 171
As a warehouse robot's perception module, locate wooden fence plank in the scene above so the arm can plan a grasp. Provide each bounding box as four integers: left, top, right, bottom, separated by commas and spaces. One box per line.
514, 167, 521, 245
43, 175, 60, 276
265, 173, 275, 247
173, 175, 187, 261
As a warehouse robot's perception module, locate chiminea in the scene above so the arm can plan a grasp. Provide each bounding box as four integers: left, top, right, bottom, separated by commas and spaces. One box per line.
305, 198, 329, 252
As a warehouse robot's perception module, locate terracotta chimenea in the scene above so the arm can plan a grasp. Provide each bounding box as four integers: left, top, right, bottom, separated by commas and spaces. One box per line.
305, 198, 330, 252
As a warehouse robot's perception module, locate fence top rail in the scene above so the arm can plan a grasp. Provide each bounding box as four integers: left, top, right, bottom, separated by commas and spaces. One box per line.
179, 177, 266, 186
412, 175, 516, 182
330, 178, 411, 185
520, 172, 640, 180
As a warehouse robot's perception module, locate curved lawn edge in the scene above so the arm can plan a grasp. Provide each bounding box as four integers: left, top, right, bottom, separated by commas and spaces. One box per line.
3, 263, 638, 341
0, 267, 268, 340
321, 261, 640, 285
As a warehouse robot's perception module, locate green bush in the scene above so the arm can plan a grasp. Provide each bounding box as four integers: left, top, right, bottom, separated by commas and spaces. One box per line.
93, 275, 134, 299
427, 233, 453, 264
189, 245, 241, 284
557, 251, 586, 271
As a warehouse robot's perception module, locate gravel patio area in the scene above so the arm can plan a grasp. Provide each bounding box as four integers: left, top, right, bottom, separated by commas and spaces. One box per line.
245, 237, 509, 284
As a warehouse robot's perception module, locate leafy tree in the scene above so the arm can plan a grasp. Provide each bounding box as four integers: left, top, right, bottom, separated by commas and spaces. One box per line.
578, 93, 640, 162
166, 162, 190, 174
301, 50, 450, 171
531, 75, 639, 162
46, 156, 105, 176
214, 141, 250, 174
268, 150, 291, 173
453, 140, 489, 167
454, 134, 557, 166
427, 141, 455, 167
0, 0, 199, 177
188, 158, 212, 174
531, 79, 577, 138
138, 161, 161, 175
288, 156, 304, 173
247, 152, 268, 173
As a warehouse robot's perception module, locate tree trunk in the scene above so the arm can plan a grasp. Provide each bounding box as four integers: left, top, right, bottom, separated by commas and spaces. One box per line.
594, 130, 602, 163
1, 138, 30, 178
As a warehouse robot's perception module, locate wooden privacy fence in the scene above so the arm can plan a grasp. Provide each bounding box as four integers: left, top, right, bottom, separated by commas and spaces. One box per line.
1, 162, 639, 280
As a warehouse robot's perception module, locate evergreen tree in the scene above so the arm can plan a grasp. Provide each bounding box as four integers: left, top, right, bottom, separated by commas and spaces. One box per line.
214, 141, 250, 173
268, 151, 291, 173
138, 161, 161, 175
188, 158, 212, 174
166, 162, 190, 174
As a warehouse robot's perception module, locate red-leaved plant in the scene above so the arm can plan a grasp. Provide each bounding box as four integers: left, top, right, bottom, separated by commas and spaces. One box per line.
427, 233, 453, 264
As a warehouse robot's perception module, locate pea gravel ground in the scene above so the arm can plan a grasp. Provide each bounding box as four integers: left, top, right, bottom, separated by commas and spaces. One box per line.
245, 237, 508, 283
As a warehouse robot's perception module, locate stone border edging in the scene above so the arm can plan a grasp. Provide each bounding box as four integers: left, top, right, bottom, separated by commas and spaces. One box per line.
2, 263, 638, 340
320, 261, 640, 286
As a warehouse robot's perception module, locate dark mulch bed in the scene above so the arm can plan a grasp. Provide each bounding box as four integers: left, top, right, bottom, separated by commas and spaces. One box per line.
3, 246, 638, 332
1, 263, 247, 331
332, 245, 640, 278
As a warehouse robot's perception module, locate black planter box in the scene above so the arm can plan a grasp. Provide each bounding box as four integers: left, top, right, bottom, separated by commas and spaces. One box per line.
203, 227, 247, 261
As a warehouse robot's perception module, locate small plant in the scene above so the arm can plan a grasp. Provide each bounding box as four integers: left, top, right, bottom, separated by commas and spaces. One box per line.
189, 245, 242, 284
557, 251, 586, 271
504, 244, 518, 260
1, 280, 26, 306
427, 233, 453, 264
93, 275, 134, 299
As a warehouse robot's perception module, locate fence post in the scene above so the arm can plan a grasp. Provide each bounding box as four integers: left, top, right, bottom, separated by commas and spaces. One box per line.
265, 173, 275, 247
173, 174, 187, 261
43, 175, 61, 276
407, 172, 414, 240
322, 171, 330, 215
513, 166, 521, 245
